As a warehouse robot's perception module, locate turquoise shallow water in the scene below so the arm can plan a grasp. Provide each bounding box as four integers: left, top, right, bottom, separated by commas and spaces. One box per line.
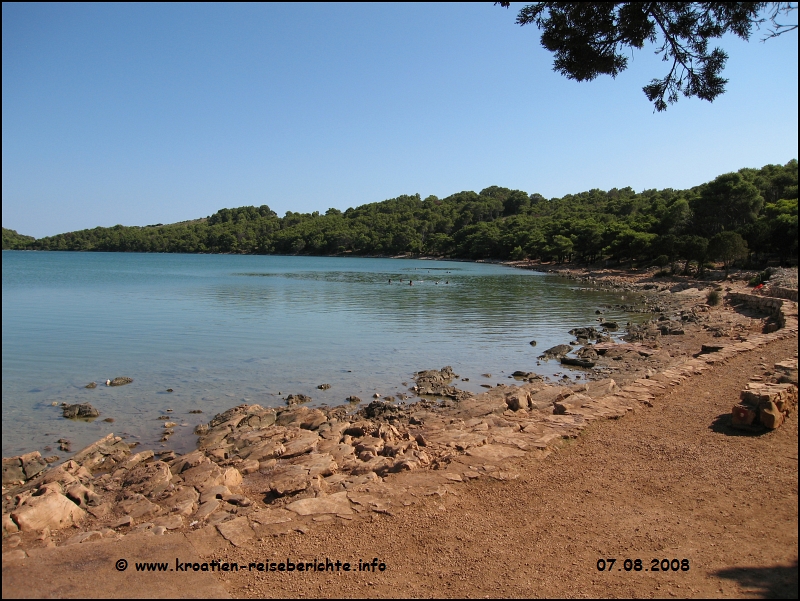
2, 252, 643, 457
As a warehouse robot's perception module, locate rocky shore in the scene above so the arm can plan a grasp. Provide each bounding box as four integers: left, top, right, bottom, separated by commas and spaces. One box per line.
2, 265, 797, 598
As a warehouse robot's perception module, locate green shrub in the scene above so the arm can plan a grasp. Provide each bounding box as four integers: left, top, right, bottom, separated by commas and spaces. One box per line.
653, 254, 670, 267
706, 289, 720, 306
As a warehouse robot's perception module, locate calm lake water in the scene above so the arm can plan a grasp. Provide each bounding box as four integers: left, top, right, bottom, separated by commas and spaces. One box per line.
2, 252, 643, 457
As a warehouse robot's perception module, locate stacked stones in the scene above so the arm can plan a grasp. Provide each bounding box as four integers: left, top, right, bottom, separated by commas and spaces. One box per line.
732, 358, 798, 430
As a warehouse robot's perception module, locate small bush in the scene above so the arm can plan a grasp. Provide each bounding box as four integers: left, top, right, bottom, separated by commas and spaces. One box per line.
706, 289, 720, 306
749, 274, 762, 287
653, 254, 670, 267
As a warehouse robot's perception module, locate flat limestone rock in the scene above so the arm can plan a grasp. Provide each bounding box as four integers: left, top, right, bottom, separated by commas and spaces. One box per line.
285, 491, 353, 516
217, 516, 255, 547
153, 514, 183, 530
123, 498, 161, 519
281, 431, 320, 458
287, 452, 338, 477
465, 444, 525, 463
123, 461, 172, 498
180, 462, 224, 488
268, 465, 311, 496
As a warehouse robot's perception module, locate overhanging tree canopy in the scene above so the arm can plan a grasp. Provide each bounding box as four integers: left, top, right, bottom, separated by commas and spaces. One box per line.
498, 2, 797, 111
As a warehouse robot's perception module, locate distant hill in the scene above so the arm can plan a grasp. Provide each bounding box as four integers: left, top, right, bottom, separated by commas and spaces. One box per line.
12, 160, 799, 267
2, 228, 35, 250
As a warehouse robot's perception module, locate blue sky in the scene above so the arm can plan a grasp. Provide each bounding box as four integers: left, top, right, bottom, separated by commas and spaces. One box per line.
3, 3, 798, 238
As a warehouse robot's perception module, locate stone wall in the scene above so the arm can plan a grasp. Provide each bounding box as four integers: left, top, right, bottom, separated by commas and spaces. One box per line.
726, 292, 787, 327
768, 286, 798, 302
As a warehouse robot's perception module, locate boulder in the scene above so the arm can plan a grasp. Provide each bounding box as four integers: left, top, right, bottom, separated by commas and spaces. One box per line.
11, 493, 85, 532
170, 450, 207, 474
71, 434, 131, 472
62, 403, 100, 419
208, 404, 265, 429
123, 461, 172, 498
243, 439, 285, 462
108, 377, 133, 386
267, 465, 310, 496
286, 394, 312, 406
287, 453, 337, 477
3, 458, 27, 485
19, 451, 48, 480
414, 366, 458, 386
222, 467, 243, 487
281, 431, 319, 458
119, 494, 161, 519
553, 393, 592, 415
355, 437, 384, 457
176, 460, 221, 488
65, 483, 101, 508
362, 401, 402, 419
505, 390, 531, 411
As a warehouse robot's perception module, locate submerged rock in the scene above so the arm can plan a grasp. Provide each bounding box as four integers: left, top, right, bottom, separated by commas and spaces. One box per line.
539, 344, 572, 360
107, 377, 133, 387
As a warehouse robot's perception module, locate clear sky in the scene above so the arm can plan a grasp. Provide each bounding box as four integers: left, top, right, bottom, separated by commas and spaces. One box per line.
3, 3, 798, 239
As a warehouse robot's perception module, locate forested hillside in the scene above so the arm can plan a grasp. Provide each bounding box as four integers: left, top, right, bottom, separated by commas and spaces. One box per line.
7, 160, 798, 268
2, 228, 35, 250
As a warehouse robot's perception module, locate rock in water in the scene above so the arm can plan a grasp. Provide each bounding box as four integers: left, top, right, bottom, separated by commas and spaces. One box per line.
108, 377, 133, 386
62, 403, 100, 419
85, 382, 97, 389
286, 394, 312, 406
539, 344, 572, 360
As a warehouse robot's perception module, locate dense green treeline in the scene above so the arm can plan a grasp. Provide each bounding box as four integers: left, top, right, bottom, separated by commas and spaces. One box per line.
2, 228, 35, 250
7, 160, 798, 269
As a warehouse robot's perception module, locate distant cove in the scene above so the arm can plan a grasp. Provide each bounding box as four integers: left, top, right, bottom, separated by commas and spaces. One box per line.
1, 252, 644, 458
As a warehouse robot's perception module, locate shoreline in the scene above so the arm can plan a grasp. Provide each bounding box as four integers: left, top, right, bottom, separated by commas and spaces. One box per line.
2, 265, 797, 598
